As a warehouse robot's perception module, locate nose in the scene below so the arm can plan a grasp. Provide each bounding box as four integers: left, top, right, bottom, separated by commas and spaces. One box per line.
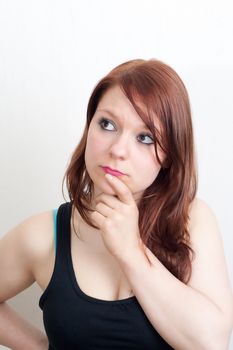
109, 132, 130, 160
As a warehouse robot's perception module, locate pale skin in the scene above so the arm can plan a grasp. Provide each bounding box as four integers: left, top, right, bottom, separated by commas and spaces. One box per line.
84, 85, 165, 206
0, 85, 233, 349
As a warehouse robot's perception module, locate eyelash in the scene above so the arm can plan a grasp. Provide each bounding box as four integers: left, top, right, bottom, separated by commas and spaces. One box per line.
97, 118, 154, 145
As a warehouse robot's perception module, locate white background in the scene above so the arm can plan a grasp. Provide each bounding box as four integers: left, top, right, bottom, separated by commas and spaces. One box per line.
0, 0, 233, 348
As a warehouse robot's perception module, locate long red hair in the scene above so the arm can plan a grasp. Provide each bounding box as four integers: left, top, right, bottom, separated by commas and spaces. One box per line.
63, 58, 197, 284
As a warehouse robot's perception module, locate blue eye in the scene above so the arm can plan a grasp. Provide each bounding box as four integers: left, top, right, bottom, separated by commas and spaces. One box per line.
98, 118, 154, 145
137, 133, 154, 145
98, 118, 115, 131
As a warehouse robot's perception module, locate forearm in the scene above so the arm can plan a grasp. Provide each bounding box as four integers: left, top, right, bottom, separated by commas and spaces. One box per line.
0, 302, 48, 350
117, 247, 228, 350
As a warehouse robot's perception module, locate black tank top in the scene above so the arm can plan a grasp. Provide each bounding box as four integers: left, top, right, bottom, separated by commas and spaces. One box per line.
39, 202, 174, 350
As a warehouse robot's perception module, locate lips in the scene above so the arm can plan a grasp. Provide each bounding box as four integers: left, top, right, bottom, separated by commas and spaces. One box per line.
101, 166, 125, 177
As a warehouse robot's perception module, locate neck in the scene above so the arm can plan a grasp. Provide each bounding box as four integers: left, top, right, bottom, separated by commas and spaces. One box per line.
72, 206, 110, 254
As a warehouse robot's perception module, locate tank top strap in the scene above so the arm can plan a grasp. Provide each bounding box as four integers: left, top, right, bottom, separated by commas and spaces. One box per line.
53, 208, 58, 252
56, 202, 72, 256
39, 202, 72, 310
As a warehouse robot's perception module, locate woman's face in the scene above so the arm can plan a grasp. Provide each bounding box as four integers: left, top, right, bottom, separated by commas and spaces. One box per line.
84, 85, 165, 203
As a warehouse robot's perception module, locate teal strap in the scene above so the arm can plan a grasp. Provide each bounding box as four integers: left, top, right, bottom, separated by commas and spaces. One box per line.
53, 208, 58, 252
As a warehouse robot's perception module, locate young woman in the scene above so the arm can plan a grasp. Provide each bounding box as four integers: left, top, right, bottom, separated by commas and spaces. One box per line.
0, 59, 232, 350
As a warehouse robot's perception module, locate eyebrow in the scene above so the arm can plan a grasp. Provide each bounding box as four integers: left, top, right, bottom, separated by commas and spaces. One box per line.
96, 108, 148, 129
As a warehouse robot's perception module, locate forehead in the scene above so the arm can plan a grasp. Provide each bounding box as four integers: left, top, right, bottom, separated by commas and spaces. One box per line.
96, 85, 150, 129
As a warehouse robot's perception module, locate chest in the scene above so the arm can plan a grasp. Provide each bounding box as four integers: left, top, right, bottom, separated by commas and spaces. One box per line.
36, 231, 134, 301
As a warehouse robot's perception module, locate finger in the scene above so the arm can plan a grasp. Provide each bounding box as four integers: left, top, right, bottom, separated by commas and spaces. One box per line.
95, 193, 120, 209
90, 210, 104, 228
105, 173, 134, 205
95, 202, 113, 217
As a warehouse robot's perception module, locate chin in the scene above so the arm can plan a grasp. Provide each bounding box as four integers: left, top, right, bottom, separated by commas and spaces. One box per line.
92, 176, 116, 196
100, 183, 116, 196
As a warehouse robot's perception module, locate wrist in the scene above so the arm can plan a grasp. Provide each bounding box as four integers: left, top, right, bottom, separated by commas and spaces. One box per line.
117, 242, 150, 269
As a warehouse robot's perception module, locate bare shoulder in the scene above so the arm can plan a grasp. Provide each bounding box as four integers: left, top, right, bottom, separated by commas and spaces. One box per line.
188, 197, 219, 232
187, 197, 233, 327
0, 209, 54, 260
21, 210, 54, 256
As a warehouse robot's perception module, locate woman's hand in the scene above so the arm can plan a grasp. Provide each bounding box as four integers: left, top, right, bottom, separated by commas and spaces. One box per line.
90, 173, 142, 261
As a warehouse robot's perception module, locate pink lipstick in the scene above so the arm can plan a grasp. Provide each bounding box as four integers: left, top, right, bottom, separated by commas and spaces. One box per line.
101, 166, 125, 177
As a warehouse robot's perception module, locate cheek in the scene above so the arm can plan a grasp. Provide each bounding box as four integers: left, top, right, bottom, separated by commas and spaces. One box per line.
85, 131, 107, 173
86, 131, 104, 157
135, 151, 161, 185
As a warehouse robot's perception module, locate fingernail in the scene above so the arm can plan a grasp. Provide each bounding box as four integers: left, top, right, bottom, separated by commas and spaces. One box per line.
105, 173, 114, 180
